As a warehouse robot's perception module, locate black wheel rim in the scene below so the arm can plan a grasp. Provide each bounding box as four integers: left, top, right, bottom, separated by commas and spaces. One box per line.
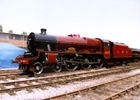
33, 62, 43, 75
53, 64, 62, 72
82, 64, 92, 69
65, 63, 78, 71
97, 58, 104, 67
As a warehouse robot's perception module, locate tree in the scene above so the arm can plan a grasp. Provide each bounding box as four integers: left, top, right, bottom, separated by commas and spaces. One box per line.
9, 30, 13, 33
0, 25, 3, 32
22, 31, 27, 35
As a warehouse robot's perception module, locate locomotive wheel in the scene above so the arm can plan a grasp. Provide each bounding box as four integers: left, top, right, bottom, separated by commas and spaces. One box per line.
52, 64, 62, 72
82, 64, 92, 69
82, 58, 92, 69
65, 63, 78, 71
19, 64, 30, 74
33, 62, 44, 75
19, 64, 23, 70
96, 57, 104, 68
19, 64, 28, 72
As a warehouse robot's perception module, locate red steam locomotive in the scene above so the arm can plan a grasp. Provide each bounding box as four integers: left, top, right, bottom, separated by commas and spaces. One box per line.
14, 29, 139, 75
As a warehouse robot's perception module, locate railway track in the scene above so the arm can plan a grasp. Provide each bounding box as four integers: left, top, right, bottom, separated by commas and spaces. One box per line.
0, 71, 23, 80
0, 66, 124, 80
0, 69, 20, 74
0, 61, 140, 77
0, 62, 140, 80
0, 64, 139, 95
44, 73, 140, 100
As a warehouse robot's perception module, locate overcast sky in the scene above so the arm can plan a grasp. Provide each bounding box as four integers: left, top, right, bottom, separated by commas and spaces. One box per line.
0, 0, 140, 48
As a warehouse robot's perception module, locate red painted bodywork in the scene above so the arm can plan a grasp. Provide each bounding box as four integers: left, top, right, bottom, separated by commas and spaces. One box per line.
56, 34, 102, 54
13, 55, 30, 64
47, 53, 57, 63
113, 43, 132, 58
104, 47, 111, 59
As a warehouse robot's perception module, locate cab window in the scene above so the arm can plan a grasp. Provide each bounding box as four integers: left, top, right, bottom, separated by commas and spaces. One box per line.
104, 42, 110, 48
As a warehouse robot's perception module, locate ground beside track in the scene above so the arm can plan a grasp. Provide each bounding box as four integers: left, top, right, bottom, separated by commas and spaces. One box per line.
0, 66, 140, 100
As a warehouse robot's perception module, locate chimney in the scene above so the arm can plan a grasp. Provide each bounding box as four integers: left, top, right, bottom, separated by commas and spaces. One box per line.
40, 28, 47, 35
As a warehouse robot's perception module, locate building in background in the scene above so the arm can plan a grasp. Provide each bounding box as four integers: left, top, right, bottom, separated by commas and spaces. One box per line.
0, 25, 3, 32
0, 32, 27, 48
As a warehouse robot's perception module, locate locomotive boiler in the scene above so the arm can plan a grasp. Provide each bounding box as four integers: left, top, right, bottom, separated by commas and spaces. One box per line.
14, 29, 133, 75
